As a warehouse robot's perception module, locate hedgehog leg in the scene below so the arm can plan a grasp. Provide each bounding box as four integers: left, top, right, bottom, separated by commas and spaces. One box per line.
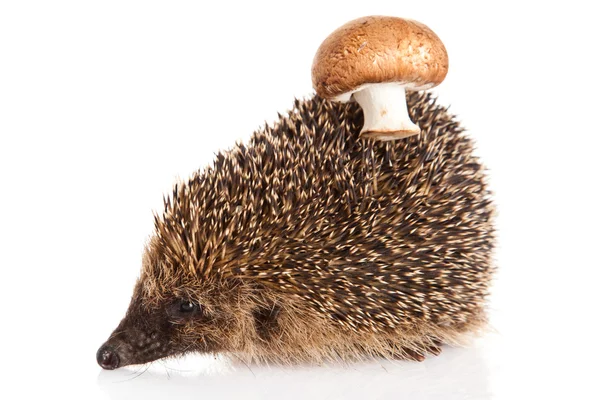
424, 341, 443, 356
423, 337, 443, 357
391, 338, 443, 361
401, 347, 427, 362
396, 344, 442, 361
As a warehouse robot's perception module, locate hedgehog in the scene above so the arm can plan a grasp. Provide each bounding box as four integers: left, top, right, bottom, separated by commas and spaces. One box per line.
96, 90, 495, 370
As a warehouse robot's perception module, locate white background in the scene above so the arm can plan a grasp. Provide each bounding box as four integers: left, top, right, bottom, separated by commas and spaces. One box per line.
1, 1, 599, 399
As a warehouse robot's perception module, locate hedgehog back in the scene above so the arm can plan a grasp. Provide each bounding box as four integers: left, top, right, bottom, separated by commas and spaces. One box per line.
153, 92, 495, 336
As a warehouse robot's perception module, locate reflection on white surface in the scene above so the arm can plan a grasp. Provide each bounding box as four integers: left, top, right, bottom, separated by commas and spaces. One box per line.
97, 343, 491, 400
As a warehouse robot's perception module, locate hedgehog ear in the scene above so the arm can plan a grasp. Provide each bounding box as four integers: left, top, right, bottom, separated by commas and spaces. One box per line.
252, 303, 282, 341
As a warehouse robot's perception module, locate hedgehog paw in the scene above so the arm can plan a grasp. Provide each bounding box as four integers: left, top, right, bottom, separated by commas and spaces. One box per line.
397, 342, 442, 361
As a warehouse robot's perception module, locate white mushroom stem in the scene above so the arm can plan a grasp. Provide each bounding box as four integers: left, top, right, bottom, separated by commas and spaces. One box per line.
352, 83, 420, 141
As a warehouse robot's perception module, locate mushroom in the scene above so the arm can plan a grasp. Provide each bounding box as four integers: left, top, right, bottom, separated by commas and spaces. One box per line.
312, 16, 448, 141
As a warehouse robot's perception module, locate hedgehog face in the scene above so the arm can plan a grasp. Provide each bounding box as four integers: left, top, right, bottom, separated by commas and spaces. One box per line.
96, 279, 230, 370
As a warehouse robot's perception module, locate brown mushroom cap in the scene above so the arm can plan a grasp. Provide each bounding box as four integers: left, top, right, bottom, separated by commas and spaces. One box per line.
312, 16, 449, 99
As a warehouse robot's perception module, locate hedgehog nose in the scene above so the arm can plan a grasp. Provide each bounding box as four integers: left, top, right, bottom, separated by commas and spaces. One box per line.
97, 345, 120, 370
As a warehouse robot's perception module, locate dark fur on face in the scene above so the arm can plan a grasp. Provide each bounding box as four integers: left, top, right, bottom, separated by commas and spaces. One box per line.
97, 92, 495, 369
98, 277, 242, 368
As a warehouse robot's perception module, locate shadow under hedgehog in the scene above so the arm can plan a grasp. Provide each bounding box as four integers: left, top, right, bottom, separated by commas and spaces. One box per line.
97, 91, 495, 370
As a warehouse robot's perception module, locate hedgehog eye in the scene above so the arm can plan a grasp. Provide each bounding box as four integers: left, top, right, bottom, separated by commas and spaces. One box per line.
167, 299, 201, 320
179, 301, 195, 313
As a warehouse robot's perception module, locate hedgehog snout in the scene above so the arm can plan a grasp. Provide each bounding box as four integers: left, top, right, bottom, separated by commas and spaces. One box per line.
96, 344, 120, 370
97, 326, 172, 370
